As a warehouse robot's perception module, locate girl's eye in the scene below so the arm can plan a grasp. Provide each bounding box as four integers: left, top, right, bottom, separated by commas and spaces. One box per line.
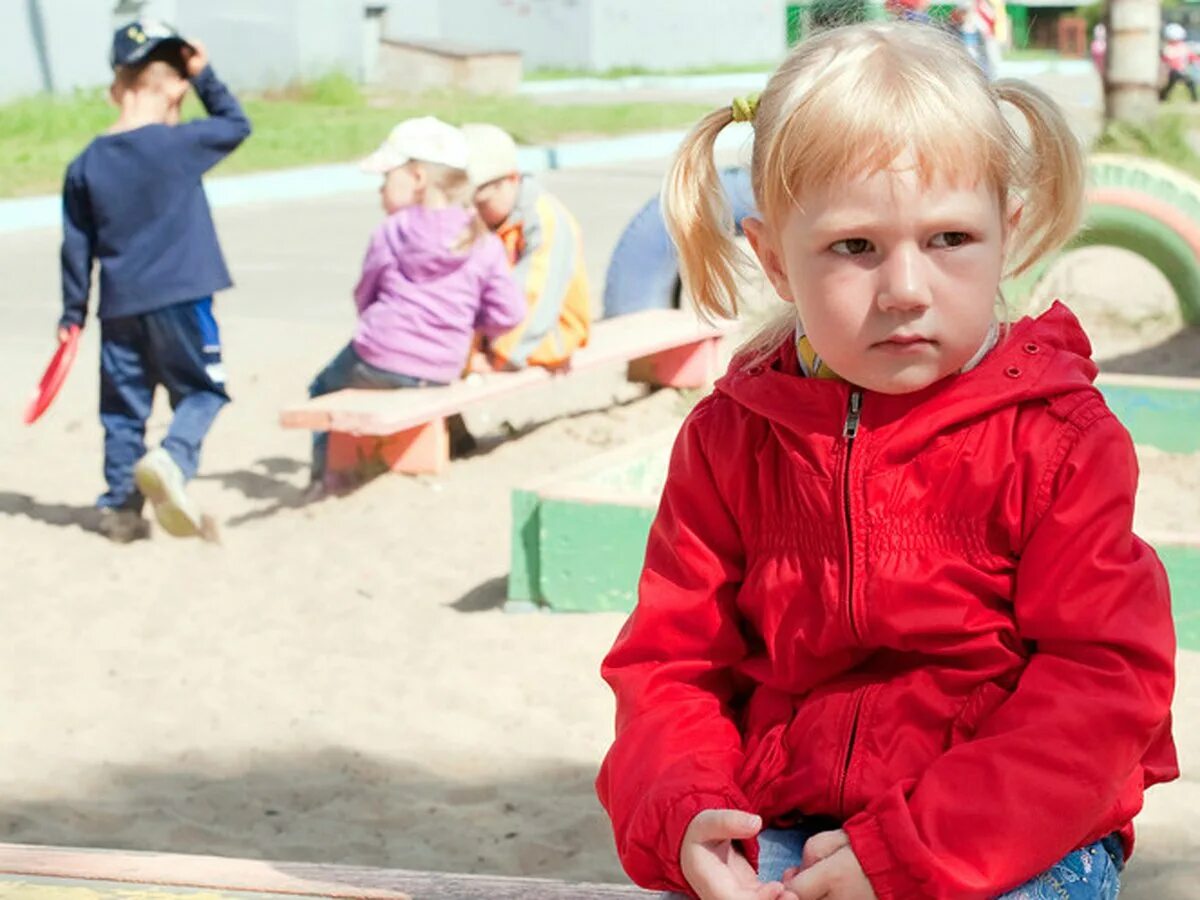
831, 238, 873, 255
931, 231, 971, 248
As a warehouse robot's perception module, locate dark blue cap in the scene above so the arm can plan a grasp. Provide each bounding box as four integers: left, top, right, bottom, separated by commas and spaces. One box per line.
110, 19, 189, 69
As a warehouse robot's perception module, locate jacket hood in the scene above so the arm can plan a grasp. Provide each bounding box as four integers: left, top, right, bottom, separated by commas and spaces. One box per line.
715, 302, 1099, 446
377, 206, 477, 282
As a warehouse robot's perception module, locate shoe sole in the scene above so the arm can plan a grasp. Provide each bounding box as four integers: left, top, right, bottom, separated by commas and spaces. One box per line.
134, 460, 202, 539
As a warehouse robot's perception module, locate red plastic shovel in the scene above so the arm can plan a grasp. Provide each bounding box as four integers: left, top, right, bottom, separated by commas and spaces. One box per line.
24, 325, 80, 425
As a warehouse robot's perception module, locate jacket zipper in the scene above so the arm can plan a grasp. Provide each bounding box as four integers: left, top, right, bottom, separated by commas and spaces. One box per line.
836, 390, 864, 817
842, 390, 862, 643
837, 688, 867, 816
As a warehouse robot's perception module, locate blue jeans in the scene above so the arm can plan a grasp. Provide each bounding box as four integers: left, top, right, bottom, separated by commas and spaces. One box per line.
98, 298, 229, 511
307, 343, 443, 481
755, 827, 1124, 899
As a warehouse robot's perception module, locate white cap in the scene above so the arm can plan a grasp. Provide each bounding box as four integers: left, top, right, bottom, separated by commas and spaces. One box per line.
1165, 23, 1187, 42
360, 116, 469, 174
461, 123, 520, 187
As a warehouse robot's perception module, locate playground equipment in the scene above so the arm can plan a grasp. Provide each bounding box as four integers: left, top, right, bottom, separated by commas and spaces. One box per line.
280, 310, 726, 482
601, 167, 755, 317
602, 155, 1200, 326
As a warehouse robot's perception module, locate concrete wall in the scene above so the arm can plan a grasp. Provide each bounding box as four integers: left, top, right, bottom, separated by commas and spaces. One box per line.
382, 0, 440, 42
0, 0, 112, 99
176, 0, 364, 89
435, 0, 593, 70
377, 0, 787, 73
0, 0, 369, 102
590, 0, 787, 71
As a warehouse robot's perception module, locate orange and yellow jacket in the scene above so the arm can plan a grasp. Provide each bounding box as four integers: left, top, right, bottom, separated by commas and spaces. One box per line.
488, 177, 591, 370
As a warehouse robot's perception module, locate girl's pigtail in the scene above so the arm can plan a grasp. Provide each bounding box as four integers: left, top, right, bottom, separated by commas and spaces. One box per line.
994, 80, 1086, 277
662, 108, 747, 321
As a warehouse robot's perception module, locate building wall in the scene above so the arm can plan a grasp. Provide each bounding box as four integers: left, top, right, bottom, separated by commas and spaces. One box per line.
0, 0, 368, 102
435, 0, 593, 70
177, 0, 363, 89
0, 0, 112, 99
378, 0, 787, 73
381, 0, 441, 42
590, 0, 787, 71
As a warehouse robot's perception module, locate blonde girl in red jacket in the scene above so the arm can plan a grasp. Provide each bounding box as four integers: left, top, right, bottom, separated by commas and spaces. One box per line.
596, 20, 1176, 900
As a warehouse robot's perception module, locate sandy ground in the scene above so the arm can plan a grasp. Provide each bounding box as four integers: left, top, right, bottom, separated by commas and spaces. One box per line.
1, 150, 1198, 898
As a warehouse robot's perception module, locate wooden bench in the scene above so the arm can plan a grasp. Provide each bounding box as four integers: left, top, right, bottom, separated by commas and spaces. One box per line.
0, 841, 660, 898
280, 309, 729, 483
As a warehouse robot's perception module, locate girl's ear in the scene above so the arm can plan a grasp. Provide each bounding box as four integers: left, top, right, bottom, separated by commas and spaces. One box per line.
742, 216, 795, 303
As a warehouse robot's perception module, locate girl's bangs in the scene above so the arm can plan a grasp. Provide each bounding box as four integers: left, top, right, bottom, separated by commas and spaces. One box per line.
762, 62, 1009, 221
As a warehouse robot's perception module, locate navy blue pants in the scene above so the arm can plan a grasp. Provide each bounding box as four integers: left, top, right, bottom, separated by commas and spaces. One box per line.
98, 298, 229, 511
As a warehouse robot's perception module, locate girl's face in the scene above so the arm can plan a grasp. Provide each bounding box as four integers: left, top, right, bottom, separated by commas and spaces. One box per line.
381, 164, 424, 215
746, 162, 1009, 394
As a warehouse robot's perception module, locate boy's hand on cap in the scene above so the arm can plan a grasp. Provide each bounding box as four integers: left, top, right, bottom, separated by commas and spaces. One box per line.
183, 39, 209, 78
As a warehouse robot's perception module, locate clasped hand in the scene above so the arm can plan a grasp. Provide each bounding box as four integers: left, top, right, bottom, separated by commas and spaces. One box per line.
680, 810, 877, 900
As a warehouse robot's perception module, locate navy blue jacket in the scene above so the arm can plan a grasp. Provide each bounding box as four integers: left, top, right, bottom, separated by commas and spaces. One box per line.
59, 66, 251, 327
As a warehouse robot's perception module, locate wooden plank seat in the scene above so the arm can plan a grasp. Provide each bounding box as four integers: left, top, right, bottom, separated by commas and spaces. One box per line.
0, 841, 661, 899
279, 309, 729, 481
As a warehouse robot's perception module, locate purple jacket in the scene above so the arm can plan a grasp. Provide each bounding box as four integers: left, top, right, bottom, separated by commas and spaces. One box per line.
351, 206, 524, 383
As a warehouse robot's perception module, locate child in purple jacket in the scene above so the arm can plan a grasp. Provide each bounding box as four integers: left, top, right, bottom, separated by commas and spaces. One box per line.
306, 117, 524, 492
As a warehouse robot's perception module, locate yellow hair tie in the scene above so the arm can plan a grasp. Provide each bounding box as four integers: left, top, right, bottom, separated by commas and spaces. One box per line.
731, 93, 760, 123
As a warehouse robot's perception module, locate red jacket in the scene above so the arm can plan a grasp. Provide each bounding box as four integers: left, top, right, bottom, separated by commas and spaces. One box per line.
596, 304, 1176, 899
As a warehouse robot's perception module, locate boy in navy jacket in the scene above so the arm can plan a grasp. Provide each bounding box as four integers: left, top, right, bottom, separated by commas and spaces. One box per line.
58, 21, 251, 542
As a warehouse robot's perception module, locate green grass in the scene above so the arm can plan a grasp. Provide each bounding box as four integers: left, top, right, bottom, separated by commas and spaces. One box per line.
0, 73, 713, 198
1093, 110, 1200, 182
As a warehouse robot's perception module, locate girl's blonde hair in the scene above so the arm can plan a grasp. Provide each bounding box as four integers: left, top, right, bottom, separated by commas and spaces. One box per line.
664, 21, 1085, 347
407, 160, 490, 253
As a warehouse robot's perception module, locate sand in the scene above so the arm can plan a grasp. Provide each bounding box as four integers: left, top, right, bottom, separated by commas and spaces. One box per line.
0, 176, 1197, 897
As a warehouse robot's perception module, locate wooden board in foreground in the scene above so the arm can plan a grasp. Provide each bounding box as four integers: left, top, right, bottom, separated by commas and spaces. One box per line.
0, 843, 659, 899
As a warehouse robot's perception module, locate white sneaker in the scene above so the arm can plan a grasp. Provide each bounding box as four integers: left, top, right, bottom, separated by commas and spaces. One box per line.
133, 448, 205, 539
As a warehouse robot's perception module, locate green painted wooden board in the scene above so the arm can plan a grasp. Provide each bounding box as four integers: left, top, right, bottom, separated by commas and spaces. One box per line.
537, 499, 656, 613
1160, 544, 1200, 652
1099, 382, 1200, 453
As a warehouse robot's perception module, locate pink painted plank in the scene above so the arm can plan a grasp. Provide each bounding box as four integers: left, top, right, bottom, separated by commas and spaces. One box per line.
280, 310, 731, 436
0, 842, 408, 898
0, 842, 658, 899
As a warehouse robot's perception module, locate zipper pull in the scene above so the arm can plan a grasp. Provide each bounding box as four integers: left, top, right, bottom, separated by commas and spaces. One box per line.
843, 390, 862, 439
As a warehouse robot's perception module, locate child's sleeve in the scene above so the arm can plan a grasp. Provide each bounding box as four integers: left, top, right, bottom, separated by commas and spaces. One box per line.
596, 398, 755, 894
174, 66, 252, 176
352, 222, 394, 314
844, 408, 1176, 899
59, 161, 94, 328
486, 195, 587, 366
474, 235, 526, 338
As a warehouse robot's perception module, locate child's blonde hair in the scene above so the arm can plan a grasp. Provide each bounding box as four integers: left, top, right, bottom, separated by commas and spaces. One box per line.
404, 160, 489, 253
665, 21, 1085, 337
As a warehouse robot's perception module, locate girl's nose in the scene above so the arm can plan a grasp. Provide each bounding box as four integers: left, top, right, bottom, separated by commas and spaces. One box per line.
876, 246, 932, 311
